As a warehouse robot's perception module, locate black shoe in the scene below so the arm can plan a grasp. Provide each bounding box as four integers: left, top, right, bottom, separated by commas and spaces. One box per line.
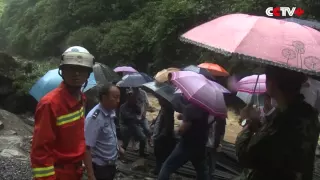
139, 153, 149, 158
151, 169, 159, 175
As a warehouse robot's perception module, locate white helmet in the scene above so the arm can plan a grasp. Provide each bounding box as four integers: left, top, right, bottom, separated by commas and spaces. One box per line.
60, 46, 94, 69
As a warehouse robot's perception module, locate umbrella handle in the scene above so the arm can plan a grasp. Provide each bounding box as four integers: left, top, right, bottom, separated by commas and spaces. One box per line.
250, 75, 260, 105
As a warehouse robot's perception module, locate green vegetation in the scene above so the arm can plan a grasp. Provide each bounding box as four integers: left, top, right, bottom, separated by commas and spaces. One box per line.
0, 0, 319, 93
12, 57, 58, 94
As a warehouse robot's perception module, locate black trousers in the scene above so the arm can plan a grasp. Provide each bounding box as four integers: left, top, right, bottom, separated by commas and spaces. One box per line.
154, 135, 176, 173
92, 163, 116, 180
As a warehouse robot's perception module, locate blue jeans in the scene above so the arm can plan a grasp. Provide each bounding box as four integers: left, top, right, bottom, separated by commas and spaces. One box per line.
138, 118, 151, 137
157, 142, 209, 180
121, 124, 147, 156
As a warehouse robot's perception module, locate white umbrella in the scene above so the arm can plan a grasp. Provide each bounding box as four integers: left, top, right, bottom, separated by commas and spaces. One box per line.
236, 91, 264, 107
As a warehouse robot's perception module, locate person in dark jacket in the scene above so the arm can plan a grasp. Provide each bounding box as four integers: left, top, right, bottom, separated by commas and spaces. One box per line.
236, 65, 319, 180
152, 98, 176, 175
157, 101, 210, 180
119, 90, 148, 157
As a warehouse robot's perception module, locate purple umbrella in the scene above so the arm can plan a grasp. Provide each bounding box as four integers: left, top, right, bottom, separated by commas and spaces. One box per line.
114, 66, 138, 73
169, 71, 227, 118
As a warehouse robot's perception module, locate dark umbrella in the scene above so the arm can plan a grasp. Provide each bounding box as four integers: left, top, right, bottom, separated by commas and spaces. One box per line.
93, 63, 121, 84
117, 72, 153, 87
141, 81, 183, 112
182, 65, 215, 81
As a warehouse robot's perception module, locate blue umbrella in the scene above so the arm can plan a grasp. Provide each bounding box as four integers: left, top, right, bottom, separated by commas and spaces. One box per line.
116, 72, 153, 87
182, 65, 215, 81
29, 68, 96, 101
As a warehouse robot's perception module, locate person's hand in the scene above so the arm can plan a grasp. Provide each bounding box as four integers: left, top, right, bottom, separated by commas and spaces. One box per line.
240, 103, 253, 119
240, 104, 261, 119
216, 144, 222, 152
246, 107, 261, 132
177, 113, 183, 120
119, 147, 125, 156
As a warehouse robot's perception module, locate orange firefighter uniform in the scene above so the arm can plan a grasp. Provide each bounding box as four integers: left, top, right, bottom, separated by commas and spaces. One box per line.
30, 82, 86, 180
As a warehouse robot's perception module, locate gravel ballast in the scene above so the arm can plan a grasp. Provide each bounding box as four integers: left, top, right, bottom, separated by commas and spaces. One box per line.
0, 157, 31, 180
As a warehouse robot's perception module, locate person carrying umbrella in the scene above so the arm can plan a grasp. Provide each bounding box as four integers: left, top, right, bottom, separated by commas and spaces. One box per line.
30, 46, 95, 180
119, 89, 149, 157
152, 97, 176, 175
157, 97, 211, 180
236, 65, 319, 180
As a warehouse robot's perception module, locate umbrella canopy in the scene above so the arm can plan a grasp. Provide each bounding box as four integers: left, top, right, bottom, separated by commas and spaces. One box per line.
236, 91, 265, 106
169, 71, 227, 118
116, 72, 153, 87
29, 69, 96, 101
182, 65, 215, 80
141, 81, 182, 110
236, 74, 266, 94
198, 63, 229, 76
154, 67, 180, 83
93, 62, 120, 83
114, 66, 138, 73
181, 13, 320, 75
285, 18, 320, 30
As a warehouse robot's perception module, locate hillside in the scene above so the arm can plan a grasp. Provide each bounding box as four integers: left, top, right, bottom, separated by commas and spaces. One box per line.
0, 0, 5, 16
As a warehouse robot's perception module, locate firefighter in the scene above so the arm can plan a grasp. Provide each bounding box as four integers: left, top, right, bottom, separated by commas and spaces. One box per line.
30, 46, 94, 180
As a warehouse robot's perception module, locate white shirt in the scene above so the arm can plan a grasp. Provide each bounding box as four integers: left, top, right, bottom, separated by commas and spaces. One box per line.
206, 115, 216, 148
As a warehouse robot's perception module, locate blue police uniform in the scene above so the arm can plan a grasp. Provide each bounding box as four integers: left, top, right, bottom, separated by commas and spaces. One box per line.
85, 103, 118, 180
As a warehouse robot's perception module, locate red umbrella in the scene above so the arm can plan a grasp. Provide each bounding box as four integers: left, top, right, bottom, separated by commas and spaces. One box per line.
198, 63, 229, 76
181, 13, 320, 75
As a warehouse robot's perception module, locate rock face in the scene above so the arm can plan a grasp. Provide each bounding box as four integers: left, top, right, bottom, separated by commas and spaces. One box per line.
0, 108, 33, 180
0, 109, 33, 136
0, 52, 38, 114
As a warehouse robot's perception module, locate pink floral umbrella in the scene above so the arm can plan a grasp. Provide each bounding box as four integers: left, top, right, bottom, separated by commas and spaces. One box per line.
180, 13, 320, 75
237, 74, 266, 93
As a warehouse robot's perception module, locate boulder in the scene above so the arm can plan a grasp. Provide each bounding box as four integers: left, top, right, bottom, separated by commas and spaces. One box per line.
0, 136, 28, 160
0, 109, 32, 136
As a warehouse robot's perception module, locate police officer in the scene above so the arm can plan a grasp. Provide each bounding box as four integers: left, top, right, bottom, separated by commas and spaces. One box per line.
84, 83, 124, 180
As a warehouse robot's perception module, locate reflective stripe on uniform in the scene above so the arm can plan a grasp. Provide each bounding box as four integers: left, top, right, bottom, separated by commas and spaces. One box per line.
56, 107, 84, 126
32, 166, 55, 178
